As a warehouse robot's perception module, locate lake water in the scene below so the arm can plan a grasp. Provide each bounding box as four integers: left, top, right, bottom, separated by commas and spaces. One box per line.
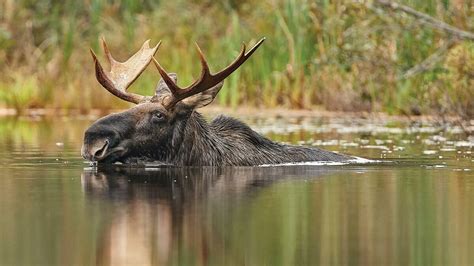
0, 114, 473, 265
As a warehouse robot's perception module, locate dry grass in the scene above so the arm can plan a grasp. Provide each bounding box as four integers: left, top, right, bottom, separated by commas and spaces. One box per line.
0, 0, 473, 118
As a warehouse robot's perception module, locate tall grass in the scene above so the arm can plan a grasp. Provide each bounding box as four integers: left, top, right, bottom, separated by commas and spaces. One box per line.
0, 0, 473, 117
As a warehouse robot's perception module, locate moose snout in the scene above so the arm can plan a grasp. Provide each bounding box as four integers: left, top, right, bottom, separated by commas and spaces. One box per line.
81, 127, 123, 162
81, 138, 110, 161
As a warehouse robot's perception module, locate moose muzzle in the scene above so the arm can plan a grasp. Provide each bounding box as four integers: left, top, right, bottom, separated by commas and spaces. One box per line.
81, 139, 110, 162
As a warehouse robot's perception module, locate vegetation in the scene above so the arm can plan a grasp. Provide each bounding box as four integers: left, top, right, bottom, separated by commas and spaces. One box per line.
0, 0, 473, 117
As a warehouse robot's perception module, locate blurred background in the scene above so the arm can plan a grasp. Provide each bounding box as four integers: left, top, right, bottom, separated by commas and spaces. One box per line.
0, 0, 473, 118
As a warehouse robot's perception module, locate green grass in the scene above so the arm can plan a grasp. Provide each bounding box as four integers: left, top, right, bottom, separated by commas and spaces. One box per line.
0, 0, 473, 117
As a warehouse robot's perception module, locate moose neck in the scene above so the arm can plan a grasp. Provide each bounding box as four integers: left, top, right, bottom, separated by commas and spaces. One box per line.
167, 111, 223, 166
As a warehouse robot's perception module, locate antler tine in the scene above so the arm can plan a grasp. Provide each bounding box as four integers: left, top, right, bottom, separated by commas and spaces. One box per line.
101, 37, 115, 65
195, 42, 211, 79
151, 58, 181, 95
151, 43, 211, 98
213, 37, 265, 81
153, 37, 265, 109
91, 38, 161, 104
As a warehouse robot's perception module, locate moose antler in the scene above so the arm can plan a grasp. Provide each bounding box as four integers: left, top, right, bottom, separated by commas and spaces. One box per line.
90, 38, 161, 104
152, 38, 265, 109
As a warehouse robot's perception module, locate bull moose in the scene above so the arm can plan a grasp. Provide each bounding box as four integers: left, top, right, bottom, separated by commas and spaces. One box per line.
81, 38, 352, 166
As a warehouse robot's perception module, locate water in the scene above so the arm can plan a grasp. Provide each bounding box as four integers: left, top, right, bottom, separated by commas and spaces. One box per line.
0, 114, 473, 265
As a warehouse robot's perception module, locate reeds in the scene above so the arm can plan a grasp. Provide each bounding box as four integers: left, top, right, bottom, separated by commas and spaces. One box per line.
0, 0, 472, 117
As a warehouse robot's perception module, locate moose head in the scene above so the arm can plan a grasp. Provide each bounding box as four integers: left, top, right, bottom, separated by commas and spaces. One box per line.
81, 38, 350, 166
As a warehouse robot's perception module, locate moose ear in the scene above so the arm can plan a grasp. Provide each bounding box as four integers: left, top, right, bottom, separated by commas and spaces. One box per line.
182, 81, 223, 109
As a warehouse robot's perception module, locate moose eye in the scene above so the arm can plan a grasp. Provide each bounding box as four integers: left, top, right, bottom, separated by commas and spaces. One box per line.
152, 112, 165, 122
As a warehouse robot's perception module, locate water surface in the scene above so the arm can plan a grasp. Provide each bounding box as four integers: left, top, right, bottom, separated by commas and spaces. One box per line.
0, 114, 473, 265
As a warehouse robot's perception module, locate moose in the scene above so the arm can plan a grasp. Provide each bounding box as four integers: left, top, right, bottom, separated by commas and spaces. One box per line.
81, 38, 352, 166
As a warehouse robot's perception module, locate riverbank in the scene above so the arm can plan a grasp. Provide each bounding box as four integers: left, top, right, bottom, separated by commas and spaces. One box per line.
0, 107, 472, 127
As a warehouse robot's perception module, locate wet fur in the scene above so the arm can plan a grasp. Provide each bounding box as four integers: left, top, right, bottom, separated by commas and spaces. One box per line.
125, 111, 350, 166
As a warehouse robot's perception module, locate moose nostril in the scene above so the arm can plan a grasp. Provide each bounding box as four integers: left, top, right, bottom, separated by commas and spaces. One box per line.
93, 140, 109, 159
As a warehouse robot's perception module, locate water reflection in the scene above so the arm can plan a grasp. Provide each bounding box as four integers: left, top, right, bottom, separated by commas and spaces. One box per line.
80, 165, 474, 266
81, 166, 335, 265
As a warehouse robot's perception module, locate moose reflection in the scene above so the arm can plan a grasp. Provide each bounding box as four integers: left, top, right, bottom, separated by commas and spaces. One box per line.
81, 166, 331, 265
80, 165, 474, 266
